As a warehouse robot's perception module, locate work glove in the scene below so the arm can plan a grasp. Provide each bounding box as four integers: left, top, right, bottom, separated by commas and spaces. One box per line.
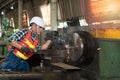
21, 47, 31, 53
31, 49, 38, 54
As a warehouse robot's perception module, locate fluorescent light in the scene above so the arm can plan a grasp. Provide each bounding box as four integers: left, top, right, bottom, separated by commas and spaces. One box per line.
10, 6, 14, 10
1, 11, 4, 15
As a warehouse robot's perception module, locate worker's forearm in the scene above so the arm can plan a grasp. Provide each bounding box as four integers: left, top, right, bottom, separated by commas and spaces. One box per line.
10, 41, 22, 49
41, 40, 51, 50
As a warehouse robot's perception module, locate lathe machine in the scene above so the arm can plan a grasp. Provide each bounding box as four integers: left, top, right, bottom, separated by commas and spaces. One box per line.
0, 28, 99, 80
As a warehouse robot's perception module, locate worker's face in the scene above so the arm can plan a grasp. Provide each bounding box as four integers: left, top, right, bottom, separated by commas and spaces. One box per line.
31, 24, 43, 35
37, 26, 43, 35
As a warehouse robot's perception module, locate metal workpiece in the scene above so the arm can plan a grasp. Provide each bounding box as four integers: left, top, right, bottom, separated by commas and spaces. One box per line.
65, 33, 84, 62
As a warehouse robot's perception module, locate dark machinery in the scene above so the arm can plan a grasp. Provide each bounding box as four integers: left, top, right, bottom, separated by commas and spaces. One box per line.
27, 28, 97, 67
26, 29, 99, 80
0, 29, 99, 80
39, 28, 97, 66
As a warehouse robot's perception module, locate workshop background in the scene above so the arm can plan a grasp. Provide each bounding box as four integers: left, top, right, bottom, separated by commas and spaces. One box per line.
0, 0, 120, 80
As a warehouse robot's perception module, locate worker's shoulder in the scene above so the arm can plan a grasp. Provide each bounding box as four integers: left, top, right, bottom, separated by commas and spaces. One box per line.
19, 28, 28, 33
22, 28, 28, 31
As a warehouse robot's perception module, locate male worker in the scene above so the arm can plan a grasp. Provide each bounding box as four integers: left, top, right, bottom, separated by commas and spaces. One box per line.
0, 16, 51, 71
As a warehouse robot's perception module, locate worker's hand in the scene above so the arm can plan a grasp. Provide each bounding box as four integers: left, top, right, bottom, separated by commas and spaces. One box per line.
21, 47, 31, 53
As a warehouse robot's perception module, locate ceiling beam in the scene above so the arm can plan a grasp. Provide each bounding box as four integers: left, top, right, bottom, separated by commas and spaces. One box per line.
0, 0, 17, 10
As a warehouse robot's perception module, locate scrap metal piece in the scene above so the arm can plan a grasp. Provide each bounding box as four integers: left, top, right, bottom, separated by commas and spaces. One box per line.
51, 62, 80, 70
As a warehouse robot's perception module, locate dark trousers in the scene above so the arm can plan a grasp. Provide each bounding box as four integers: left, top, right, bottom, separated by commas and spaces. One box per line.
0, 51, 30, 71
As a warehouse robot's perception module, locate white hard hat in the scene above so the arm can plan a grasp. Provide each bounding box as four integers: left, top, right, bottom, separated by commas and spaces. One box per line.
30, 16, 44, 28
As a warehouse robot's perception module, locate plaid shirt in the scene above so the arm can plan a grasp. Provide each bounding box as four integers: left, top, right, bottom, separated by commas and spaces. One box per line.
8, 28, 41, 50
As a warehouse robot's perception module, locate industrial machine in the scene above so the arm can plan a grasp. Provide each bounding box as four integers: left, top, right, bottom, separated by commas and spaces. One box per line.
27, 28, 99, 80
41, 28, 97, 66
0, 28, 99, 80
